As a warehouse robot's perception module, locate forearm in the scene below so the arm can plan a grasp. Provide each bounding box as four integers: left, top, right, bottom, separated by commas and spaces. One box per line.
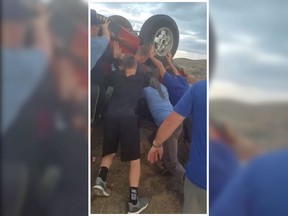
150, 57, 166, 77
33, 7, 52, 60
101, 27, 110, 41
167, 59, 180, 76
154, 112, 184, 145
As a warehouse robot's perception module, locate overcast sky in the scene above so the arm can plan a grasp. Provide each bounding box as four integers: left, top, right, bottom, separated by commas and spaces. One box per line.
210, 0, 288, 103
90, 2, 207, 60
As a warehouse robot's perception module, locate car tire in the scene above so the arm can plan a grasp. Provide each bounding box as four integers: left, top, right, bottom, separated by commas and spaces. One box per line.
109, 15, 133, 33
140, 15, 179, 62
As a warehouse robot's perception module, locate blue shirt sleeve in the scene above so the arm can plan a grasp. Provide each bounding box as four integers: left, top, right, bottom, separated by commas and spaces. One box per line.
162, 71, 173, 89
90, 36, 109, 69
142, 87, 149, 98
173, 85, 194, 118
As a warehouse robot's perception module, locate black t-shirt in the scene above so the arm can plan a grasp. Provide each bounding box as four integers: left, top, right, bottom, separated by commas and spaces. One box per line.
104, 67, 145, 118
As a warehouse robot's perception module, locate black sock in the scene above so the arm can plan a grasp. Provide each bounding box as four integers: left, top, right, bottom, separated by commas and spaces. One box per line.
129, 187, 138, 205
98, 166, 108, 182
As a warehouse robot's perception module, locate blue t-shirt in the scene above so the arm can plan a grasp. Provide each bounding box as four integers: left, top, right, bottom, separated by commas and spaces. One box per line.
209, 139, 239, 206
2, 48, 48, 134
162, 71, 190, 106
143, 84, 173, 126
90, 36, 109, 69
211, 149, 288, 216
174, 80, 207, 189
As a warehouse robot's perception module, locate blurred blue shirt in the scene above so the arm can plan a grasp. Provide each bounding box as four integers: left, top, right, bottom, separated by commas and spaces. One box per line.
90, 36, 109, 69
174, 80, 207, 189
209, 139, 239, 206
162, 71, 190, 106
2, 48, 48, 134
143, 84, 173, 126
211, 149, 288, 216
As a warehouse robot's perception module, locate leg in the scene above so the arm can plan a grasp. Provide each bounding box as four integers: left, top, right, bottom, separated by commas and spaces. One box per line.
183, 178, 207, 213
120, 117, 149, 214
93, 117, 119, 196
100, 153, 116, 169
129, 159, 141, 187
162, 124, 185, 180
91, 84, 100, 126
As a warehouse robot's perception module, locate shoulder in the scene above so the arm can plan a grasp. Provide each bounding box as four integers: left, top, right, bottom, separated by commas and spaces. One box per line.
143, 86, 152, 95
163, 71, 172, 79
194, 80, 207, 88
248, 149, 288, 171
189, 80, 207, 95
160, 83, 168, 91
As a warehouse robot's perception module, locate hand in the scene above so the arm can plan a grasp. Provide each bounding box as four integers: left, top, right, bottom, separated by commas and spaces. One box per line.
147, 146, 163, 164
101, 19, 111, 30
149, 45, 156, 58
112, 41, 122, 59
166, 52, 172, 62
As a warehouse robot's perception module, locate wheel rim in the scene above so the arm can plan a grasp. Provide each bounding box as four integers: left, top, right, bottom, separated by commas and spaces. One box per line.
154, 27, 173, 56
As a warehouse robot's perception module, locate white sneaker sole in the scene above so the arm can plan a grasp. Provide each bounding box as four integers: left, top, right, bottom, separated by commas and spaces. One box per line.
128, 202, 149, 214
92, 185, 110, 197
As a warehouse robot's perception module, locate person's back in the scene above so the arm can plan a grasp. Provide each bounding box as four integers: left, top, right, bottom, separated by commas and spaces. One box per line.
163, 72, 190, 106
211, 149, 288, 216
143, 84, 173, 126
93, 55, 149, 213
105, 68, 144, 118
175, 80, 207, 189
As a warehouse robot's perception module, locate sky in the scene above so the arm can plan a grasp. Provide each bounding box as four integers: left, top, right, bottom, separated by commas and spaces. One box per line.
209, 0, 288, 103
90, 2, 207, 60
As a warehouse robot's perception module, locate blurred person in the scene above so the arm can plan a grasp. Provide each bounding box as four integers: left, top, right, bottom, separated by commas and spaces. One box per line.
150, 48, 193, 145
164, 51, 190, 106
92, 54, 149, 214
209, 119, 239, 206
113, 43, 150, 72
90, 9, 110, 125
2, 0, 52, 135
165, 52, 195, 144
90, 9, 110, 69
211, 119, 261, 162
210, 149, 288, 216
143, 71, 184, 181
2, 1, 89, 216
135, 45, 150, 64
147, 79, 207, 213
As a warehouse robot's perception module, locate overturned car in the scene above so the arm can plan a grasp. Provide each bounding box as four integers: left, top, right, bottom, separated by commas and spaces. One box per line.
91, 12, 183, 125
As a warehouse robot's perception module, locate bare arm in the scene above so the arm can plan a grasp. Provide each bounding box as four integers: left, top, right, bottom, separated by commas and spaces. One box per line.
112, 41, 123, 59
149, 45, 166, 77
33, 5, 52, 61
101, 20, 110, 41
148, 111, 185, 163
166, 52, 180, 76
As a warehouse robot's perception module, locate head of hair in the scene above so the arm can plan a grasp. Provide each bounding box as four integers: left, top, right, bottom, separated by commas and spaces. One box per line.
121, 54, 137, 70
135, 45, 149, 58
145, 70, 166, 100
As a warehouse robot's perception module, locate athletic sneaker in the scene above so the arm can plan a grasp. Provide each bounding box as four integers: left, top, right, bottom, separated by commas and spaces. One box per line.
92, 177, 111, 197
128, 197, 149, 214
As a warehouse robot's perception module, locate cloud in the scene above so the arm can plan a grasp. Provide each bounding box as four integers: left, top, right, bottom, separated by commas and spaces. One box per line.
210, 80, 288, 103
210, 0, 288, 102
174, 50, 206, 60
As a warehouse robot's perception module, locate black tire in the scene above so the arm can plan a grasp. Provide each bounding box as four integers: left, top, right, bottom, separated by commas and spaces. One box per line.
140, 15, 179, 62
109, 15, 133, 33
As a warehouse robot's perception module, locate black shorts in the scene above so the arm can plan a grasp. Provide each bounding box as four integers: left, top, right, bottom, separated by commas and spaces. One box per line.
102, 116, 140, 161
